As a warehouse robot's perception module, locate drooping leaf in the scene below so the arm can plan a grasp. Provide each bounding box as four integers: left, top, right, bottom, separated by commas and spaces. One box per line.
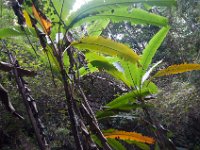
86, 53, 131, 86
66, 0, 176, 29
32, 4, 52, 35
72, 36, 140, 63
0, 27, 36, 38
153, 64, 200, 78
103, 129, 155, 144
106, 89, 149, 109
75, 7, 168, 28
96, 103, 141, 119
96, 110, 117, 120
140, 26, 170, 75
96, 89, 149, 119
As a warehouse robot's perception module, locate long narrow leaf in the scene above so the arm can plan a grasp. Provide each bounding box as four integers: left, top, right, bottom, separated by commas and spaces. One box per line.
106, 89, 149, 109
103, 129, 155, 144
66, 0, 176, 29
120, 60, 140, 87
107, 138, 126, 150
74, 7, 168, 28
153, 64, 200, 78
140, 26, 170, 75
72, 36, 140, 63
0, 27, 36, 38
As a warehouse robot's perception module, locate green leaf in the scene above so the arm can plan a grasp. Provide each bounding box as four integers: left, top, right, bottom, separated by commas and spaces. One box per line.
153, 64, 200, 78
46, 0, 75, 22
106, 89, 149, 108
143, 3, 153, 11
0, 27, 36, 39
87, 19, 110, 36
142, 81, 158, 94
140, 26, 170, 75
79, 63, 98, 77
126, 140, 150, 150
72, 36, 140, 63
75, 7, 168, 28
91, 135, 102, 147
66, 0, 176, 29
86, 53, 131, 86
96, 110, 117, 120
96, 89, 150, 119
120, 60, 140, 87
92, 134, 127, 150
107, 138, 126, 150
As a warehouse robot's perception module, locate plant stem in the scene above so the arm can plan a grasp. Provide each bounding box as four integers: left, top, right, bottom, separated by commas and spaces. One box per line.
7, 52, 49, 150
58, 57, 84, 150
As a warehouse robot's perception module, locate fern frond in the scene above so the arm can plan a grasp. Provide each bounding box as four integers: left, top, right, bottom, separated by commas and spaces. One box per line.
140, 26, 170, 75
66, 0, 176, 29
72, 7, 169, 28
153, 64, 200, 78
72, 36, 140, 63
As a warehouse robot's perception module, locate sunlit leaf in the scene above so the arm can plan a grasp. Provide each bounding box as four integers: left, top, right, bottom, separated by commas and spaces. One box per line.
86, 53, 131, 86
153, 64, 200, 78
103, 129, 155, 144
87, 19, 110, 36
48, 0, 75, 22
72, 36, 140, 63
32, 4, 51, 35
66, 0, 176, 29
75, 7, 168, 28
23, 10, 32, 27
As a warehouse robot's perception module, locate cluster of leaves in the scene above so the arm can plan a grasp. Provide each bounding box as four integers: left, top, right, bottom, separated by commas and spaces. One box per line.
1, 0, 200, 149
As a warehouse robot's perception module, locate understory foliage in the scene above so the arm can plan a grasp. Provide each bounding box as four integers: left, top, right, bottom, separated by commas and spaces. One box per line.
0, 0, 200, 150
